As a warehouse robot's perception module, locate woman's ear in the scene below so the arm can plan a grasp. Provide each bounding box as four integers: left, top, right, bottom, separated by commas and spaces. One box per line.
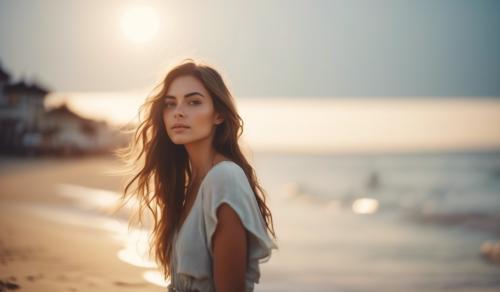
214, 113, 224, 125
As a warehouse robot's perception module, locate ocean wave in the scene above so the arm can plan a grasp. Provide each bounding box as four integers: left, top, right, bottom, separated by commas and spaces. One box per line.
403, 209, 500, 237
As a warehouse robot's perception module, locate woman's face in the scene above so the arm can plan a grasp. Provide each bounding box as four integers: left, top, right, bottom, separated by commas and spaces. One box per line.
162, 75, 223, 145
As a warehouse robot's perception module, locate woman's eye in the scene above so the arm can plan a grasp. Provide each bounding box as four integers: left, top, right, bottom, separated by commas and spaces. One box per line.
164, 100, 200, 108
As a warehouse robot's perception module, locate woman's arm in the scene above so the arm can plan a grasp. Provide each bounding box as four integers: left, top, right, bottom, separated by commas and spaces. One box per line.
212, 203, 248, 292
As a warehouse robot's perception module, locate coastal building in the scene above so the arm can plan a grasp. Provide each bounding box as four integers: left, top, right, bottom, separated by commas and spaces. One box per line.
0, 61, 49, 153
0, 61, 121, 155
0, 64, 9, 103
40, 104, 118, 155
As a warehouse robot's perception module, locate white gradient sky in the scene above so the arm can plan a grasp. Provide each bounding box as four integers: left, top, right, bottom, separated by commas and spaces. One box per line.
1, 0, 500, 153
0, 0, 499, 97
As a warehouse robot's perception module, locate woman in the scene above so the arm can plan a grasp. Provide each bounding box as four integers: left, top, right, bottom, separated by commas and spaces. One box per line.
116, 59, 278, 292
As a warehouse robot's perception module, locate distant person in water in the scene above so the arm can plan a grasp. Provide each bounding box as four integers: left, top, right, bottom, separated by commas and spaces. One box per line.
116, 59, 278, 292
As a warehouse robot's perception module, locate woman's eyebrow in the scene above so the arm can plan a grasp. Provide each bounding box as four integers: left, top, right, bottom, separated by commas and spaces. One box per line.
164, 92, 205, 99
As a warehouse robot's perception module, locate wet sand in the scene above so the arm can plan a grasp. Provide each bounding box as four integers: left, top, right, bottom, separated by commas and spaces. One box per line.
0, 156, 163, 292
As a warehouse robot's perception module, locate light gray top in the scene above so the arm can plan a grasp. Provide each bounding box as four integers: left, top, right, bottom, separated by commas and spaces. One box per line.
168, 160, 278, 292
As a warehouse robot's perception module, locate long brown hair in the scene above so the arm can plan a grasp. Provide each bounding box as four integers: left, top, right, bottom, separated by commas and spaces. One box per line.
114, 59, 276, 280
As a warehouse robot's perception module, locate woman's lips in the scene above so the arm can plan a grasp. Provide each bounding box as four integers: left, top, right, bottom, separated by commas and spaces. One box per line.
172, 126, 190, 132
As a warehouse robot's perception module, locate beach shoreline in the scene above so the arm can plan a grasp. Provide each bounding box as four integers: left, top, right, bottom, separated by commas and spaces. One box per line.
1, 154, 499, 292
0, 155, 166, 292
0, 200, 163, 292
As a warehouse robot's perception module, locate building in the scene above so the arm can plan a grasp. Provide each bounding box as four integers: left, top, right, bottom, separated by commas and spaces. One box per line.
0, 61, 122, 156
40, 104, 119, 155
0, 61, 49, 153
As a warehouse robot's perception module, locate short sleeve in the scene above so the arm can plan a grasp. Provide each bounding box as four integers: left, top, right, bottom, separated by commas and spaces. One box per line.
201, 162, 278, 264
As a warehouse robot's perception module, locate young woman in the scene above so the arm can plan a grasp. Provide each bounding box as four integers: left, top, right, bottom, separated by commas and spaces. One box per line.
117, 59, 277, 292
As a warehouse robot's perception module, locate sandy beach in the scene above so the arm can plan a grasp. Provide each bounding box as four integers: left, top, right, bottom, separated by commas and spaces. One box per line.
0, 156, 164, 292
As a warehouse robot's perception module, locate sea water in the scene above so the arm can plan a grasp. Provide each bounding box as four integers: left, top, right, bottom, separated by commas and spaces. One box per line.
253, 150, 500, 292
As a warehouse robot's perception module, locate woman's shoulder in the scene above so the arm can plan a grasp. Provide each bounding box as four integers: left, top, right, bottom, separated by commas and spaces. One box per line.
202, 160, 252, 197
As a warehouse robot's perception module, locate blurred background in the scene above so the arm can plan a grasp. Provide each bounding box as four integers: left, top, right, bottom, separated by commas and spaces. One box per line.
0, 0, 499, 291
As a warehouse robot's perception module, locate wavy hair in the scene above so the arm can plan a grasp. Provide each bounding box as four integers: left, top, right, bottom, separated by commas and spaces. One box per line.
114, 59, 276, 280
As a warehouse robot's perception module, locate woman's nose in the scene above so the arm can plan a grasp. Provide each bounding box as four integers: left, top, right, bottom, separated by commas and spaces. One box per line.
173, 104, 185, 118
174, 111, 184, 118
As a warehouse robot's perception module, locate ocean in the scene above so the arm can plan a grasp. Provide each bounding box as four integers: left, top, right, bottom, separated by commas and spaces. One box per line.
253, 150, 500, 291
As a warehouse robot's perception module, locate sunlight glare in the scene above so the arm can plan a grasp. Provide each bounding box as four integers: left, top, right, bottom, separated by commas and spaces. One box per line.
352, 198, 379, 214
143, 270, 170, 287
120, 5, 159, 43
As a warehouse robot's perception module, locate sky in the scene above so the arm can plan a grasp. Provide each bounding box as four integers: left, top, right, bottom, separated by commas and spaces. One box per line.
1, 0, 500, 153
0, 0, 499, 97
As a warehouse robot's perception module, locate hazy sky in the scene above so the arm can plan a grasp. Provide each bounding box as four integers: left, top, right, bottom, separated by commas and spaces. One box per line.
0, 0, 499, 97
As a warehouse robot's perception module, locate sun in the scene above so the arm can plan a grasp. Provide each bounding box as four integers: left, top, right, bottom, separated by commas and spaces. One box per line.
120, 5, 159, 43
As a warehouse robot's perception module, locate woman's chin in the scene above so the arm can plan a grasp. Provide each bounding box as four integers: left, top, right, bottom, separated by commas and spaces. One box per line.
171, 139, 187, 145
170, 136, 193, 145
169, 133, 210, 146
